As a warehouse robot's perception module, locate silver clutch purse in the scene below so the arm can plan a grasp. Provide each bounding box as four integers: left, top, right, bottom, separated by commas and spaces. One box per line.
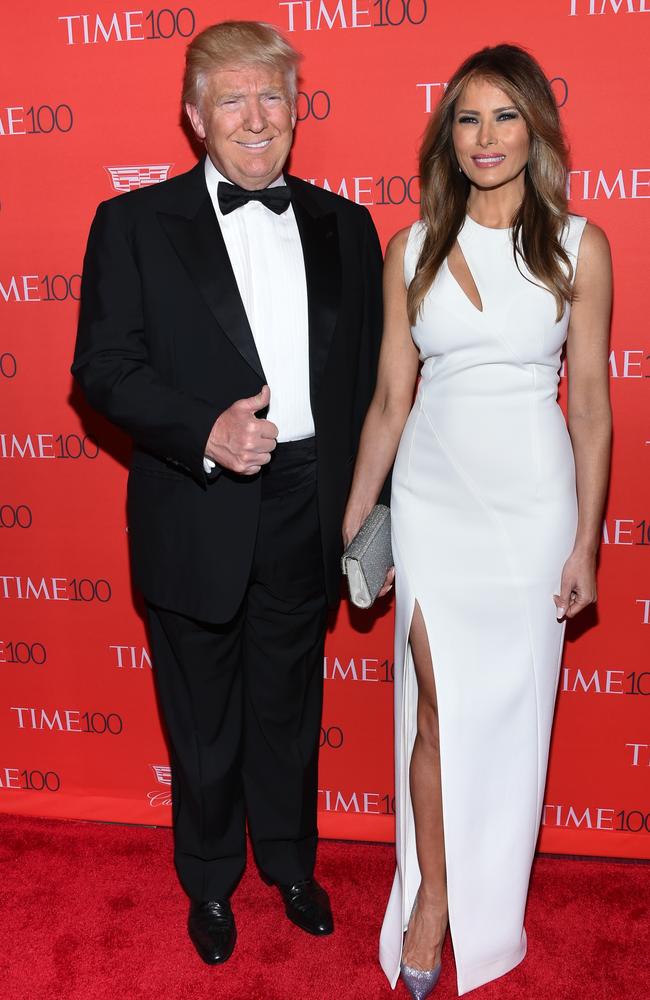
341, 504, 393, 609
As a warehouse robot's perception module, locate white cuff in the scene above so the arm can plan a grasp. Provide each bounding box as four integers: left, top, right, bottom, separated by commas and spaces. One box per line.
203, 456, 216, 473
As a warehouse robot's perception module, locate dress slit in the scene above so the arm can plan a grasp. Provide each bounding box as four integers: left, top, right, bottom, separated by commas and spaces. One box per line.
382, 535, 457, 988
400, 596, 454, 935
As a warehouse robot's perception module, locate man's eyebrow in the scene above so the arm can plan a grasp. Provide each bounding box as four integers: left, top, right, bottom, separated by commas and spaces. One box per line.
215, 88, 283, 100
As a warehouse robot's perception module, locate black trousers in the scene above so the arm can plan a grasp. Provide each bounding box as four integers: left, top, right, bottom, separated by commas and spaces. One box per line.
146, 439, 328, 901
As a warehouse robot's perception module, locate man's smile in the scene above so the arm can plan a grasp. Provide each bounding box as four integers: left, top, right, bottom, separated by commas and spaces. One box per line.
235, 138, 273, 149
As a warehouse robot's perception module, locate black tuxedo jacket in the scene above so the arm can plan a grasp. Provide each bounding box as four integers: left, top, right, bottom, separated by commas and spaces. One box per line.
72, 159, 383, 623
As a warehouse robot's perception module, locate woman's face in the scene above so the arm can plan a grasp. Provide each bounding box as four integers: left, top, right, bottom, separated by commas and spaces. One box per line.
452, 77, 530, 190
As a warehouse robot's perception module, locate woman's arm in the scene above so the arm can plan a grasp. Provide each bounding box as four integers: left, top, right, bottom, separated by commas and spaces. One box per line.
554, 222, 613, 619
343, 227, 420, 547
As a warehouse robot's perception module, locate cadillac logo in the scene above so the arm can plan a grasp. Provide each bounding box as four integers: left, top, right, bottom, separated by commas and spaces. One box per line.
150, 764, 171, 786
148, 763, 172, 807
104, 164, 173, 192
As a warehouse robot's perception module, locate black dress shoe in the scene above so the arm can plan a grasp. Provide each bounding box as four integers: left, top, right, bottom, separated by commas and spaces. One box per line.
188, 899, 236, 964
277, 878, 334, 936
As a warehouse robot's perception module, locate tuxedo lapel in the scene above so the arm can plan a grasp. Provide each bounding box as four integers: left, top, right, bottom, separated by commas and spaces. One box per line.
288, 178, 341, 406
157, 176, 265, 381
156, 165, 341, 393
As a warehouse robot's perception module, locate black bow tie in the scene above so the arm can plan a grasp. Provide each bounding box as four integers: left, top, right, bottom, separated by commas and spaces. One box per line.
218, 181, 292, 216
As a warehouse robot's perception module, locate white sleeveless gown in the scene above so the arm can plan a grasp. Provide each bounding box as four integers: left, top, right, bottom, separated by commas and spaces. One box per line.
379, 214, 587, 995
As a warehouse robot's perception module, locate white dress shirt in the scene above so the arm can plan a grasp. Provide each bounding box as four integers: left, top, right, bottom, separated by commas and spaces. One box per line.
204, 157, 314, 465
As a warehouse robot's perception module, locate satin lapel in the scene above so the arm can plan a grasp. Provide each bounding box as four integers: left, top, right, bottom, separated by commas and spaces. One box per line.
290, 185, 341, 405
157, 196, 265, 381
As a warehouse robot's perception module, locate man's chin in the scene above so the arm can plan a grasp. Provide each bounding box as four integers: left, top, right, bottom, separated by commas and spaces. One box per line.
233, 162, 286, 189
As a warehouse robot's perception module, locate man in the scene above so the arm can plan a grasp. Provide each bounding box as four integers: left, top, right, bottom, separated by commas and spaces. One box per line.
72, 21, 383, 965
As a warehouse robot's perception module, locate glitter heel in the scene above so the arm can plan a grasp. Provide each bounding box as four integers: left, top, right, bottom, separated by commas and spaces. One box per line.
400, 962, 441, 1000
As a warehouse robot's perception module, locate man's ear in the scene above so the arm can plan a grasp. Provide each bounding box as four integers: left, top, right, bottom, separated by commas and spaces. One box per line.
185, 102, 206, 141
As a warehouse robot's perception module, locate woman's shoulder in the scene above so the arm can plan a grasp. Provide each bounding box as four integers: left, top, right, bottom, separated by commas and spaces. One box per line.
387, 221, 425, 251
579, 220, 610, 254
558, 213, 585, 264
387, 221, 426, 285
386, 226, 410, 253
573, 221, 612, 290
563, 214, 610, 263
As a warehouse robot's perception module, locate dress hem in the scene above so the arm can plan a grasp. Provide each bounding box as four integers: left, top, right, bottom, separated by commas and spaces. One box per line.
457, 934, 527, 995
381, 932, 527, 995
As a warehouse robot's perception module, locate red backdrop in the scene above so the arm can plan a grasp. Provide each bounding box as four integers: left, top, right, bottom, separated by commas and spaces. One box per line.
1, 0, 648, 860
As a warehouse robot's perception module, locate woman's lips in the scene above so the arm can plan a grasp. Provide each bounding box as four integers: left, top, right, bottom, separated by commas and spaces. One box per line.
471, 154, 506, 168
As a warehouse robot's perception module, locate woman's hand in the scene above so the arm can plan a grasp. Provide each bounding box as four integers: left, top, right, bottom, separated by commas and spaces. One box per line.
378, 567, 396, 598
342, 505, 395, 599
342, 506, 367, 549
553, 548, 597, 620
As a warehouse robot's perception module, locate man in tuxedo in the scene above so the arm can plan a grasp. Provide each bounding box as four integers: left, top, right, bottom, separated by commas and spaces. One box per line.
72, 21, 382, 964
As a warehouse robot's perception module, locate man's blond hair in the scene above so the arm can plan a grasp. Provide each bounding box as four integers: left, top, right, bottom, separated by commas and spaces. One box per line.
182, 21, 301, 108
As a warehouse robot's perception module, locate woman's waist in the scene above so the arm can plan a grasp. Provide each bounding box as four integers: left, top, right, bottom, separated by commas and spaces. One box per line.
396, 394, 574, 485
419, 356, 561, 392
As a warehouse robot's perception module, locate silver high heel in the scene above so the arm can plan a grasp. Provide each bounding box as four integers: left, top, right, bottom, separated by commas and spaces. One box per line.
400, 962, 442, 1000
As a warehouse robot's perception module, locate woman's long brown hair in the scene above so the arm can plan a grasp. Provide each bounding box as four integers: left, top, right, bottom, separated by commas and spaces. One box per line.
408, 44, 573, 325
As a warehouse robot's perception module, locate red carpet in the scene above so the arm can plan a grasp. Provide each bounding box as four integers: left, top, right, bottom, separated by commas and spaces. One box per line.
0, 814, 647, 1000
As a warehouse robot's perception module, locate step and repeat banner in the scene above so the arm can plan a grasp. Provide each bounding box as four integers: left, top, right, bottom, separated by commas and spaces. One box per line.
1, 2, 648, 859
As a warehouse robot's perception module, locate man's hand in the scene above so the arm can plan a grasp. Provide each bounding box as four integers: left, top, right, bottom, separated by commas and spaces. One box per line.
205, 385, 278, 475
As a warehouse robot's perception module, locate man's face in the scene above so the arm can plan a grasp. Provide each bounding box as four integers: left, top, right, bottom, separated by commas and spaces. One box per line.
186, 63, 296, 190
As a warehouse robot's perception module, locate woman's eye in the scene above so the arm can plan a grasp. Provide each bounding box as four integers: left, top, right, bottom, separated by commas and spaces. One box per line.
497, 112, 518, 121
458, 116, 477, 124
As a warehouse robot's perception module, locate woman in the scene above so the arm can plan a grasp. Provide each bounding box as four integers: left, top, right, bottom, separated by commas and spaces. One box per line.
343, 44, 612, 998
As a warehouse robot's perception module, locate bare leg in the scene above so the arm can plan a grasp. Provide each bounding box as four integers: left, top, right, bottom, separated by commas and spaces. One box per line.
402, 602, 448, 971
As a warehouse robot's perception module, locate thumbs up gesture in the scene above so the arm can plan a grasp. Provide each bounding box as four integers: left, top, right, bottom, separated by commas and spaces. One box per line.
205, 385, 278, 475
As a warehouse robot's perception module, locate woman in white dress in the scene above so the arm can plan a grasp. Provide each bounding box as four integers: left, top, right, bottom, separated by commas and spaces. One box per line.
343, 45, 612, 998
